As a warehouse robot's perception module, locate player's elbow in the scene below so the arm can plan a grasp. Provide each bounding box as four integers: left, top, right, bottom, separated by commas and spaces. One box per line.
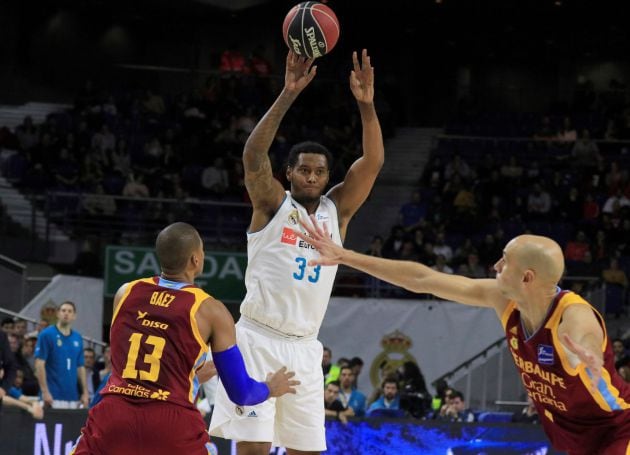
224, 386, 267, 406
367, 154, 384, 172
225, 390, 248, 406
404, 277, 427, 294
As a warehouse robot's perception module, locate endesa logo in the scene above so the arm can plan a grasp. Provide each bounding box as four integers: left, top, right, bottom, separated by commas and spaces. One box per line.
281, 227, 298, 245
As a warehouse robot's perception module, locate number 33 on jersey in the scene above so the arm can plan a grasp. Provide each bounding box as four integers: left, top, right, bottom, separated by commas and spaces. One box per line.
240, 192, 342, 337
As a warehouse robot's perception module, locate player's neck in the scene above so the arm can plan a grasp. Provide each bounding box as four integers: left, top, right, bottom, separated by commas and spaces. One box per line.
291, 193, 321, 215
519, 288, 557, 335
56, 322, 72, 336
160, 272, 194, 284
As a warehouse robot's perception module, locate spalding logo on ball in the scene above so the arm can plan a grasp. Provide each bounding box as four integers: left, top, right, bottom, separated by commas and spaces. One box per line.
283, 1, 340, 59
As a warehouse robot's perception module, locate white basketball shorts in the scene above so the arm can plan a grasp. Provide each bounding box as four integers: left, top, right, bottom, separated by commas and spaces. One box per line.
208, 317, 326, 451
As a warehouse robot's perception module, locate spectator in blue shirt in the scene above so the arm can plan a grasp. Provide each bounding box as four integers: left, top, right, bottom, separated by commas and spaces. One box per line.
3, 368, 44, 419
367, 376, 402, 417
338, 366, 367, 417
34, 301, 89, 409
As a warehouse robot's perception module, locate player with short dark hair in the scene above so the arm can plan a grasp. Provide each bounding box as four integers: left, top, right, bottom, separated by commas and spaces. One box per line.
210, 49, 385, 455
71, 222, 298, 455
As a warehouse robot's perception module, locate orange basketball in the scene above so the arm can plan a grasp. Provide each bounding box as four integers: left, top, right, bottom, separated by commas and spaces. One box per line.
282, 2, 340, 59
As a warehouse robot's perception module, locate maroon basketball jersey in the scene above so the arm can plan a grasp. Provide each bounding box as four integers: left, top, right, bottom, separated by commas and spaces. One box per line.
501, 290, 630, 452
101, 277, 209, 409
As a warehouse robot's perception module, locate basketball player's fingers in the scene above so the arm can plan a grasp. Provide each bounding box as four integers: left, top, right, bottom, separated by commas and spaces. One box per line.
288, 51, 298, 67
322, 221, 331, 238
352, 51, 360, 72
306, 65, 317, 80
298, 218, 316, 237
366, 57, 374, 82
300, 215, 315, 231
349, 70, 359, 87
362, 49, 368, 66
308, 214, 324, 236
293, 229, 309, 243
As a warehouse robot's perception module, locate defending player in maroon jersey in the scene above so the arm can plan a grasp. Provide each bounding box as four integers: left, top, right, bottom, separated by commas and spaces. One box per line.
298, 222, 630, 455
71, 223, 299, 455
102, 277, 212, 409
503, 290, 630, 453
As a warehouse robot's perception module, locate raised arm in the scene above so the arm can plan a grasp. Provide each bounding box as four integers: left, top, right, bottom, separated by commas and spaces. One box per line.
244, 51, 317, 231
297, 216, 507, 316
327, 50, 384, 235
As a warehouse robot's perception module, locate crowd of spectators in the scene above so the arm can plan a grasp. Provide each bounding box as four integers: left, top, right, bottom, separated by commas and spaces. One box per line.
0, 49, 394, 255
320, 347, 540, 425
368, 111, 630, 317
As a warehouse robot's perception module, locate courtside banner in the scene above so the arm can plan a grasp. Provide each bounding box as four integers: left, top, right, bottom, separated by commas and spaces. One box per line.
0, 408, 232, 455
0, 408, 562, 454
320, 298, 504, 392
104, 246, 246, 301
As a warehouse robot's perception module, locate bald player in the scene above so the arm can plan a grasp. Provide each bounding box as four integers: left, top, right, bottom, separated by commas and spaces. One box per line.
72, 222, 298, 455
297, 217, 630, 455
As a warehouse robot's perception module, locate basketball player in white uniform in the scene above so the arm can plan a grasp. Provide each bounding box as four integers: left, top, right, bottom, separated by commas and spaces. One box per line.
209, 50, 384, 454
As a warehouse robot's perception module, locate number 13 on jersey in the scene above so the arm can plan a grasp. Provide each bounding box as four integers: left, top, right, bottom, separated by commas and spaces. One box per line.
293, 256, 321, 283
122, 333, 166, 381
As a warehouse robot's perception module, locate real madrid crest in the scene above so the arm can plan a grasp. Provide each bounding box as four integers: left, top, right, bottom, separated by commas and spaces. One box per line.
287, 209, 299, 226
370, 330, 418, 389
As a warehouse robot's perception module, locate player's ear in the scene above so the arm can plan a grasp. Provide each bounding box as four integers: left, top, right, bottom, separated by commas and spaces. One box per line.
286, 166, 292, 181
522, 269, 535, 283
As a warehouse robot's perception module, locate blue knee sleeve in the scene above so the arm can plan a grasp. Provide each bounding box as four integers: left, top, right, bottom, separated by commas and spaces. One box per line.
212, 345, 270, 406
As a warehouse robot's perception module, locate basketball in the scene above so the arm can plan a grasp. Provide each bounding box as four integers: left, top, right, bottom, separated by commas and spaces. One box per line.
282, 1, 340, 59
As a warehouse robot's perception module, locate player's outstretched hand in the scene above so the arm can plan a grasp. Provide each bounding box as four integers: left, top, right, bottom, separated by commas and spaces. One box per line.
284, 51, 317, 95
266, 366, 300, 397
562, 333, 603, 393
350, 49, 374, 104
295, 215, 345, 266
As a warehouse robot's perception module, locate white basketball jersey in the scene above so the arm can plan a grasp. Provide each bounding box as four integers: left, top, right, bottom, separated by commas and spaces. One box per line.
240, 191, 341, 337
